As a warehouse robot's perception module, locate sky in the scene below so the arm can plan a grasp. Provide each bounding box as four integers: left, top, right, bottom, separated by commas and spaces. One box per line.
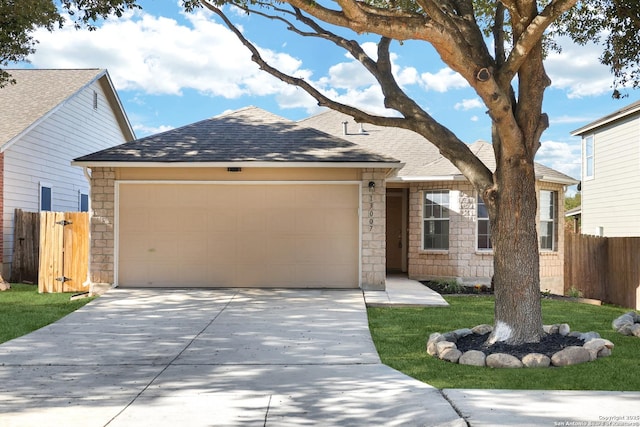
13, 0, 640, 185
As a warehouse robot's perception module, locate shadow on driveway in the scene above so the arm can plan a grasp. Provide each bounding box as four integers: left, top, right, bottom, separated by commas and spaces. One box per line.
0, 289, 463, 427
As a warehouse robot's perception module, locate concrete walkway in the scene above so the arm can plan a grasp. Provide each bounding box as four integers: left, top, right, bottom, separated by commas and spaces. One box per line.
0, 288, 463, 427
364, 274, 448, 307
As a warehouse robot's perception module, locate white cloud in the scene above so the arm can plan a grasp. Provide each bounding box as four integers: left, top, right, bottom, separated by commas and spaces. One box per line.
546, 37, 615, 99
470, 115, 479, 122
320, 61, 378, 89
454, 98, 483, 111
27, 8, 306, 99
535, 139, 581, 179
133, 123, 175, 136
419, 67, 469, 92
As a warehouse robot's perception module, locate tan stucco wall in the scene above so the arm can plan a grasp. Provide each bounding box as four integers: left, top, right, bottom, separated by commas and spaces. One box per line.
407, 180, 567, 293
116, 167, 361, 181
88, 166, 391, 290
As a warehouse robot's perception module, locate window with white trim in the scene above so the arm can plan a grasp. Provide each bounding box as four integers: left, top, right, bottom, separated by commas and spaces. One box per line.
477, 195, 492, 250
584, 135, 594, 179
40, 183, 52, 212
540, 190, 557, 251
423, 190, 449, 250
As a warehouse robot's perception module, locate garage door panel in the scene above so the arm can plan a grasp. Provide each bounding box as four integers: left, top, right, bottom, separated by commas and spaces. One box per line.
238, 211, 267, 232
268, 237, 299, 264
119, 208, 149, 233
207, 212, 238, 232
266, 209, 295, 233
118, 183, 359, 288
178, 232, 208, 259
149, 234, 180, 260
274, 188, 298, 207
327, 209, 358, 233
207, 235, 238, 264
265, 264, 296, 286
180, 209, 209, 232
119, 185, 150, 207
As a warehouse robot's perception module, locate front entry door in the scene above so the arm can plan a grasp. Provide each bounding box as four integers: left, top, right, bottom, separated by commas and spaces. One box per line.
385, 190, 406, 272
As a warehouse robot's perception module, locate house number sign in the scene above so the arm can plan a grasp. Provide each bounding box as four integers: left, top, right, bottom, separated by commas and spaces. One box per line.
369, 187, 375, 231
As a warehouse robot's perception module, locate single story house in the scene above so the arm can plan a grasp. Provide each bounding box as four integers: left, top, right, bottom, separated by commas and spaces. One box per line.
73, 107, 401, 289
74, 106, 578, 293
0, 69, 134, 279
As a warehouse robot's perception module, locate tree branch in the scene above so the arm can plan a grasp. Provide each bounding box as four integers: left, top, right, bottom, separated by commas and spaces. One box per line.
201, 1, 494, 190
499, 0, 578, 86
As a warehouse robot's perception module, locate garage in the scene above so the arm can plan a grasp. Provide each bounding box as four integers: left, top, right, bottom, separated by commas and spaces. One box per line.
117, 182, 360, 288
74, 106, 401, 290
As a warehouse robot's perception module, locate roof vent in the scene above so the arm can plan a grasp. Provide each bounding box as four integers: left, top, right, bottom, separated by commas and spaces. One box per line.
342, 121, 348, 135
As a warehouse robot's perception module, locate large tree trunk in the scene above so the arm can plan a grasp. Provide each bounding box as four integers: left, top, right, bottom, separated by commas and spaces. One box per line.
486, 143, 544, 345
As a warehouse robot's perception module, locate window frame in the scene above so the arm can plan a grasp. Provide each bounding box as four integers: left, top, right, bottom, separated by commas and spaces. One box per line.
539, 190, 558, 252
39, 182, 52, 212
422, 189, 450, 251
79, 191, 89, 212
584, 134, 594, 180
476, 194, 492, 251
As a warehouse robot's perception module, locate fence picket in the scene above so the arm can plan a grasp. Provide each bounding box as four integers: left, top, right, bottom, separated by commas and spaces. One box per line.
564, 231, 640, 310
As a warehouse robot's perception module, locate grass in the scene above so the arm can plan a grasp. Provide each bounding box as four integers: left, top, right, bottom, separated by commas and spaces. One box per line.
368, 296, 640, 390
0, 283, 96, 344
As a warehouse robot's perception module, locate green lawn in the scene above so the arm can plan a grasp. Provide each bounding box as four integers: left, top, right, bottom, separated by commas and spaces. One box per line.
368, 296, 640, 390
0, 284, 96, 344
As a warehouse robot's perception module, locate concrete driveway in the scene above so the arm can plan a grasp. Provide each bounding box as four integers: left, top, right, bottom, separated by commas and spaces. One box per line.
0, 289, 464, 426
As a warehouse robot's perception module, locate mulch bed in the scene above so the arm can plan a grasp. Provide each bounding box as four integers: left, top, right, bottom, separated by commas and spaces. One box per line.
456, 332, 585, 359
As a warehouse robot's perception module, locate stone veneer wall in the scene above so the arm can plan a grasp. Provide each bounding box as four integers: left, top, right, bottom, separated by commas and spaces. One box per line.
538, 182, 567, 295
361, 169, 387, 290
408, 181, 493, 284
408, 180, 567, 293
89, 167, 115, 285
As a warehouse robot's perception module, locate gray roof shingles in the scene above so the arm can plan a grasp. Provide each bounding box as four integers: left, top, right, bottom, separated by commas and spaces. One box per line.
74, 106, 400, 164
300, 109, 578, 184
0, 69, 105, 148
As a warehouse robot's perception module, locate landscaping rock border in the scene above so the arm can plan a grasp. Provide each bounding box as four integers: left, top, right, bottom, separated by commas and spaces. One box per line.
612, 311, 640, 337
427, 324, 614, 368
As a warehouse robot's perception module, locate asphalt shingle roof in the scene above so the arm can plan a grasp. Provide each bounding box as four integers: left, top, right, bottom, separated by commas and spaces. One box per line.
0, 69, 105, 148
74, 106, 401, 165
300, 109, 578, 184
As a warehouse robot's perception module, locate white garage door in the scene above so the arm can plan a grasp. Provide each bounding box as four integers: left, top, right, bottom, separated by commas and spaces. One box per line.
117, 183, 360, 288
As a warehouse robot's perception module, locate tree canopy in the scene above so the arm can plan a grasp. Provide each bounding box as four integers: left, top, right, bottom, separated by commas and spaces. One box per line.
0, 0, 140, 87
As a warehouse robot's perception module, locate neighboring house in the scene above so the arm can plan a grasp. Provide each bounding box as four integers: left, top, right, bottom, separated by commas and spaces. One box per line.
0, 69, 135, 279
74, 106, 577, 294
571, 100, 640, 237
301, 110, 578, 294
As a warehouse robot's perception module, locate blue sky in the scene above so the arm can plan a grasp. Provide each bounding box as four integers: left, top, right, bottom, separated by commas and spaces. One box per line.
15, 0, 640, 183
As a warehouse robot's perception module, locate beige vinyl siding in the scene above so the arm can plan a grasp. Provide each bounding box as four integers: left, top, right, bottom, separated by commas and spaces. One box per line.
581, 115, 640, 236
2, 80, 129, 269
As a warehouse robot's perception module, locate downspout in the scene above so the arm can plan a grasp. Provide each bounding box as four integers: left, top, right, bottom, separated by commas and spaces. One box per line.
82, 167, 93, 294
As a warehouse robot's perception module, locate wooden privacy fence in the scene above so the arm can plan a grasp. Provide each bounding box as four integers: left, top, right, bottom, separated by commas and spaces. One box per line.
12, 209, 89, 293
564, 231, 640, 310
